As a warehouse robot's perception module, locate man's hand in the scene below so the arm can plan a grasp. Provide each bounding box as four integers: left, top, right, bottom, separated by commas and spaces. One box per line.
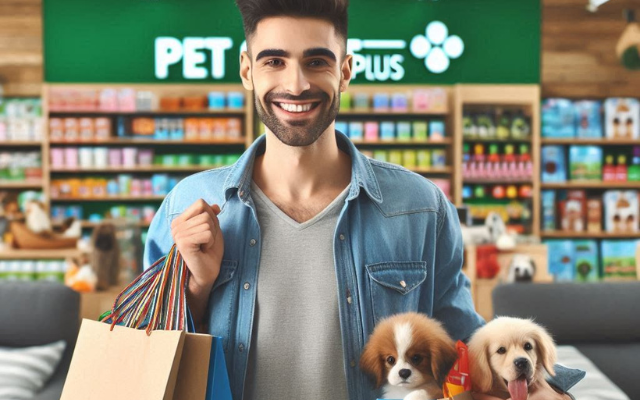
171, 199, 224, 328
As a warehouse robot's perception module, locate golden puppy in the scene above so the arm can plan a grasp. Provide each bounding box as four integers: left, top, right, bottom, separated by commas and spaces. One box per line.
360, 312, 458, 400
467, 317, 570, 400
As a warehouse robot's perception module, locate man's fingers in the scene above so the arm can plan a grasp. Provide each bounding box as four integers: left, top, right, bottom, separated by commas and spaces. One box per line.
171, 212, 215, 238
175, 224, 215, 248
171, 199, 220, 229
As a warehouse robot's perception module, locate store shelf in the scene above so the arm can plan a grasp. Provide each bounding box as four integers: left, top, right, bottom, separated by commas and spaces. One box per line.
541, 181, 640, 189
541, 138, 640, 146
51, 196, 166, 202
411, 167, 453, 174
49, 138, 246, 146
338, 109, 448, 116
463, 178, 533, 184
2, 141, 42, 147
50, 166, 215, 173
53, 220, 151, 228
0, 180, 44, 189
49, 109, 245, 116
540, 231, 640, 239
463, 137, 532, 143
352, 138, 452, 146
0, 248, 82, 260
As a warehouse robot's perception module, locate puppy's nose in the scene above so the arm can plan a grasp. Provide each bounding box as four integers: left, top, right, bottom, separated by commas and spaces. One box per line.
399, 369, 412, 380
514, 358, 529, 371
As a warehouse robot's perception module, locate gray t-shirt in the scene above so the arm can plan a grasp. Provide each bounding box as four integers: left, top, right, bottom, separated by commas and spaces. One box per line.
243, 181, 350, 400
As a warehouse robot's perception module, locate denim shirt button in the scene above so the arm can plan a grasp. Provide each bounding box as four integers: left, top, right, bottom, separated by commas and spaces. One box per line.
339, 234, 345, 241
350, 360, 356, 368
238, 343, 244, 352
243, 282, 251, 290
249, 239, 257, 246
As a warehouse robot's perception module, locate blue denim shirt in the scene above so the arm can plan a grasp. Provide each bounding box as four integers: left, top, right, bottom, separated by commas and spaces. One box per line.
144, 131, 485, 400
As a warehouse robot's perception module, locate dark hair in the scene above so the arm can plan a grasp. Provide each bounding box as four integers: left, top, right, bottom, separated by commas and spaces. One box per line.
235, 0, 349, 48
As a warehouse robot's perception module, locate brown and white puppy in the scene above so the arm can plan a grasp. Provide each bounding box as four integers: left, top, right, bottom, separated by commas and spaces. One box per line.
360, 312, 458, 400
468, 317, 569, 400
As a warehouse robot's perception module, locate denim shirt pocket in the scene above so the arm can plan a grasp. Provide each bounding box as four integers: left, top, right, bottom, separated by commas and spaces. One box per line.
210, 259, 238, 351
365, 261, 428, 324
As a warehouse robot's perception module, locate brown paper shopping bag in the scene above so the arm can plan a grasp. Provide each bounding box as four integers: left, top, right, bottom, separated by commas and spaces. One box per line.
61, 319, 187, 400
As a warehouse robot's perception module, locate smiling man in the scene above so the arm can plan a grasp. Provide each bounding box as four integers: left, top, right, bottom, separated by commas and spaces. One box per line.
143, 1, 484, 399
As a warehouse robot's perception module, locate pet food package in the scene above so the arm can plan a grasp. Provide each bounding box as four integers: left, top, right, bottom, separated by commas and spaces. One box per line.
574, 100, 603, 138
601, 240, 639, 281
545, 240, 575, 282
605, 98, 640, 139
603, 190, 639, 233
542, 98, 575, 138
573, 240, 599, 282
569, 146, 602, 181
541, 146, 567, 182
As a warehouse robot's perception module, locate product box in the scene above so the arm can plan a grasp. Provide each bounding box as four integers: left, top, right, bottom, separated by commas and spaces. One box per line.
388, 150, 402, 165
339, 91, 351, 111
380, 122, 395, 141
574, 100, 603, 138
586, 198, 602, 232
573, 240, 599, 282
559, 190, 586, 232
569, 146, 602, 181
373, 93, 390, 111
403, 150, 417, 169
542, 98, 575, 138
605, 98, 640, 139
412, 121, 428, 141
417, 150, 431, 168
391, 93, 408, 112
429, 120, 446, 141
601, 240, 638, 281
603, 190, 639, 233
349, 122, 364, 141
541, 146, 567, 182
364, 122, 378, 142
335, 121, 348, 136
396, 122, 411, 141
541, 190, 556, 231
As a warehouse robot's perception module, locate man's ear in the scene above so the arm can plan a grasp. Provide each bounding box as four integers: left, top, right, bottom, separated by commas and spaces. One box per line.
240, 50, 253, 91
339, 54, 353, 92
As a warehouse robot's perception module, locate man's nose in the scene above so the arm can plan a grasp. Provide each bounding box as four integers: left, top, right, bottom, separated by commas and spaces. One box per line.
283, 65, 311, 96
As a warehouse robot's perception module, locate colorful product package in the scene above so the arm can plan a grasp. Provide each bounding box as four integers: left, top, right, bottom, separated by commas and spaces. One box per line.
574, 100, 603, 138
335, 121, 348, 136
417, 150, 431, 168
604, 98, 640, 139
541, 190, 556, 231
586, 198, 602, 233
431, 149, 446, 167
353, 93, 369, 110
349, 122, 364, 141
339, 91, 351, 111
573, 240, 600, 282
603, 190, 639, 233
391, 93, 408, 112
373, 93, 390, 111
429, 120, 446, 140
569, 146, 602, 181
380, 121, 395, 141
542, 98, 575, 138
403, 150, 417, 169
412, 121, 428, 141
364, 122, 379, 142
373, 150, 388, 163
545, 240, 575, 281
541, 146, 567, 182
600, 240, 639, 281
388, 150, 403, 165
396, 122, 411, 141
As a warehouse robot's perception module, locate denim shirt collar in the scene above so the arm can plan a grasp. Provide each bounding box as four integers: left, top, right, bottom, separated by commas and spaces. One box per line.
222, 130, 383, 204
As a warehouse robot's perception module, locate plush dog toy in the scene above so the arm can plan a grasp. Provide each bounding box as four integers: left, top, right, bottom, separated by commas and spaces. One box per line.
90, 222, 121, 290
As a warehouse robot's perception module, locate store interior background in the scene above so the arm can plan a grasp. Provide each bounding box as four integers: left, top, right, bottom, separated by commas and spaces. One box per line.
1, 0, 640, 398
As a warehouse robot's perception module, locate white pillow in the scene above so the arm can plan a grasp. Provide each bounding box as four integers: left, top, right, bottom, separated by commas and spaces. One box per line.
0, 340, 66, 400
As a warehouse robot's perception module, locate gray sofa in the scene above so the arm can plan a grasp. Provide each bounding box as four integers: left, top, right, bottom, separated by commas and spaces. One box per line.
492, 282, 640, 397
0, 281, 80, 400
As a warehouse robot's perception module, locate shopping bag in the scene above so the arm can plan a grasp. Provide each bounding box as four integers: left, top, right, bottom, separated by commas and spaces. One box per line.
62, 244, 233, 400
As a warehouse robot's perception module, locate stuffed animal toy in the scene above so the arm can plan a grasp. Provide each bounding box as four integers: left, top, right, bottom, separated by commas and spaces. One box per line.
90, 222, 121, 290
506, 254, 536, 283
25, 200, 52, 234
460, 212, 517, 250
616, 10, 640, 70
65, 255, 98, 292
475, 244, 501, 279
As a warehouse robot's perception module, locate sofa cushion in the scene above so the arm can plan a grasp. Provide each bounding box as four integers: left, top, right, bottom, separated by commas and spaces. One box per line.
0, 340, 66, 400
574, 343, 640, 398
492, 282, 640, 343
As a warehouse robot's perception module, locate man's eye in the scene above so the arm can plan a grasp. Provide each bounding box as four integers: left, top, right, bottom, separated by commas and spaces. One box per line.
266, 59, 283, 67
309, 59, 328, 67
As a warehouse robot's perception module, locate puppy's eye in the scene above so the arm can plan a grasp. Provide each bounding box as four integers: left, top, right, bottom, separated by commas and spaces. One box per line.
411, 355, 423, 364
386, 356, 396, 365
497, 347, 506, 355
524, 343, 533, 351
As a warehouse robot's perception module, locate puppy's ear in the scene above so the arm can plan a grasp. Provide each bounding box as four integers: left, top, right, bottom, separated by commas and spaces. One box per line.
430, 339, 458, 386
468, 335, 494, 392
533, 324, 557, 376
359, 341, 385, 388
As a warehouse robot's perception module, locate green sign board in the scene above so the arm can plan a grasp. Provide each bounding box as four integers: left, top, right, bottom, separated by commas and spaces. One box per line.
43, 0, 540, 84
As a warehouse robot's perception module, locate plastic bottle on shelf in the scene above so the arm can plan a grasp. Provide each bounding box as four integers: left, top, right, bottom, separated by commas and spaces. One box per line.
503, 144, 517, 180
487, 144, 500, 178
616, 155, 628, 182
462, 143, 471, 178
603, 155, 616, 181
474, 144, 486, 179
518, 144, 532, 179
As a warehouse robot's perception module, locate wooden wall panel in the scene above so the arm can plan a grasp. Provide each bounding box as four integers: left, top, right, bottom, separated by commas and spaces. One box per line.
542, 0, 640, 98
0, 0, 639, 98
0, 0, 42, 97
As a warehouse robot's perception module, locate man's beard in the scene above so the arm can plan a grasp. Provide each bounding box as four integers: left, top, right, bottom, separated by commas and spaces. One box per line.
254, 87, 340, 147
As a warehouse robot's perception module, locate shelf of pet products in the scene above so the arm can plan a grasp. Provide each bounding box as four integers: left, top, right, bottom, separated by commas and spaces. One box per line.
1, 142, 42, 147
50, 196, 166, 202
541, 139, 640, 146
49, 138, 247, 146
48, 109, 246, 116
453, 85, 541, 236
541, 182, 640, 189
50, 167, 216, 173
540, 232, 640, 239
0, 181, 45, 189
50, 203, 157, 232
350, 138, 452, 146
52, 220, 151, 229
0, 248, 83, 260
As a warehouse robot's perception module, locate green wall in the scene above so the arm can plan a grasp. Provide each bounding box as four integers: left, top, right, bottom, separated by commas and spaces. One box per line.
43, 0, 540, 84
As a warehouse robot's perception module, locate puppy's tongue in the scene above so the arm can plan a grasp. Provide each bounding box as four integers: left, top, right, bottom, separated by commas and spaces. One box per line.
508, 377, 528, 400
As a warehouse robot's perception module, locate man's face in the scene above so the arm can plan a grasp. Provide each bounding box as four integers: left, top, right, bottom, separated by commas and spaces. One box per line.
240, 17, 352, 147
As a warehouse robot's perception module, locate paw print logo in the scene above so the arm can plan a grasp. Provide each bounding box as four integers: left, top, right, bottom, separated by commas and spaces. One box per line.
410, 21, 464, 74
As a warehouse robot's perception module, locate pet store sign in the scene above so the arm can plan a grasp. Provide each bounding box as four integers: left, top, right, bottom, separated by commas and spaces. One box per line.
153, 21, 465, 82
